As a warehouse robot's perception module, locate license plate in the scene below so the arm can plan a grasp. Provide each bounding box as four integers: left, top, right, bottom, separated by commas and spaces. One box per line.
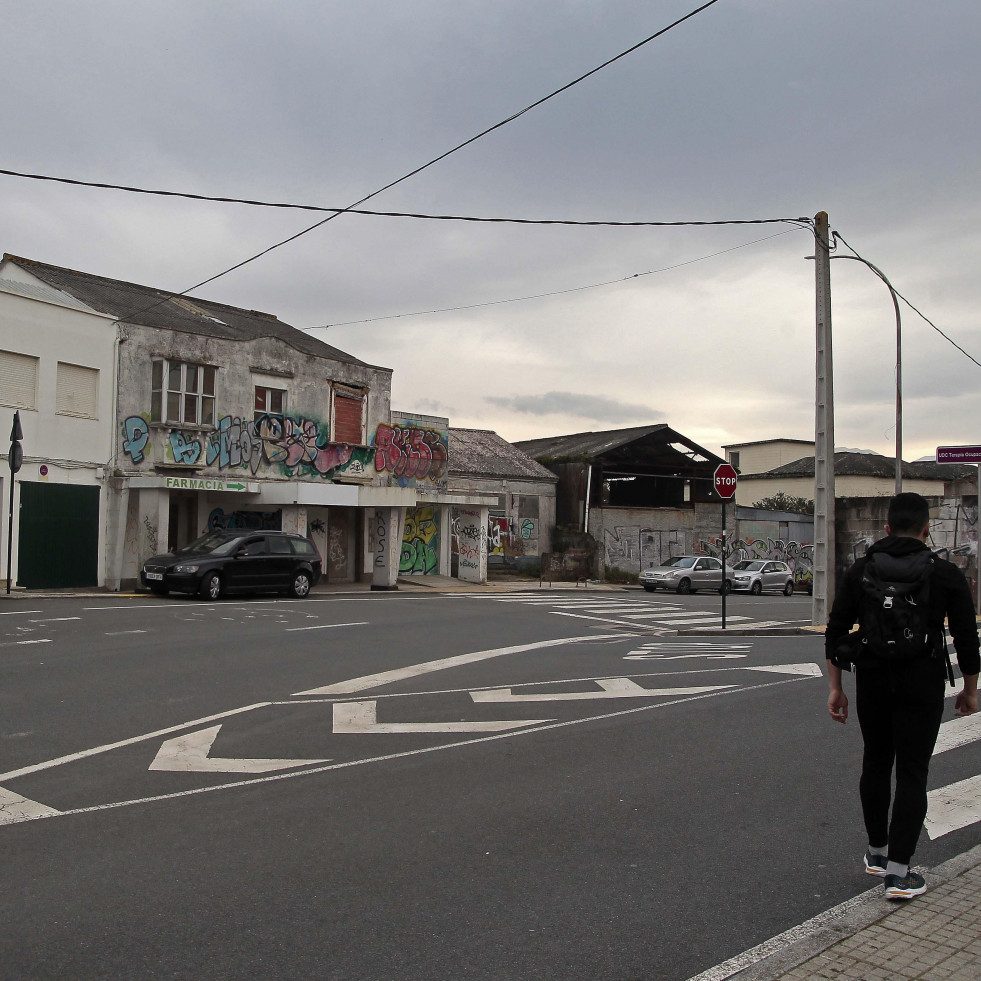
145, 572, 164, 581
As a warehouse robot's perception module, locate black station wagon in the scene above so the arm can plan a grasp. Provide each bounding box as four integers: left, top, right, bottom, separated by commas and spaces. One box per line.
141, 531, 322, 600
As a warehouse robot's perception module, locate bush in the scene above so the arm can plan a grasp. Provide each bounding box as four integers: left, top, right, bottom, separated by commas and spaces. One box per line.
604, 565, 638, 585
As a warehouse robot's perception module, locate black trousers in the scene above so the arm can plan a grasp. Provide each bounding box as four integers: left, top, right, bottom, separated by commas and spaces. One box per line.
855, 656, 947, 866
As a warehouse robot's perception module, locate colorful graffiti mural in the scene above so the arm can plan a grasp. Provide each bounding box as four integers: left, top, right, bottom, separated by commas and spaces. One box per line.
373, 423, 448, 487
401, 506, 440, 574
121, 413, 373, 480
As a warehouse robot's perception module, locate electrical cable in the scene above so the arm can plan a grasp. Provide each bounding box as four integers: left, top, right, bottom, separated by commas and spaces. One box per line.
312, 227, 802, 329
66, 0, 730, 326
832, 231, 981, 369
0, 165, 807, 229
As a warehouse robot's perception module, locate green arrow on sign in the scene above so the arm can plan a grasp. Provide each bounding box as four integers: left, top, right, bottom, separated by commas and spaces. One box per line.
225, 482, 246, 491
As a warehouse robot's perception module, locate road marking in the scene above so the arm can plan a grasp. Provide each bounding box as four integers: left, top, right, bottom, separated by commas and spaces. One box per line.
549, 612, 673, 630
746, 663, 824, 677
0, 610, 42, 616
0, 703, 270, 782
149, 725, 329, 773
105, 630, 148, 636
933, 713, 981, 755
293, 633, 627, 696
0, 787, 61, 823
925, 774, 981, 839
285, 621, 367, 632
28, 617, 81, 623
0, 675, 809, 827
625, 652, 745, 660
332, 700, 554, 733
471, 678, 734, 702
1, 638, 53, 646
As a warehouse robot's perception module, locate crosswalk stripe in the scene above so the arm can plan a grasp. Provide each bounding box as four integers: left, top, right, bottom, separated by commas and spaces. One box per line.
933, 714, 981, 756
925, 774, 981, 839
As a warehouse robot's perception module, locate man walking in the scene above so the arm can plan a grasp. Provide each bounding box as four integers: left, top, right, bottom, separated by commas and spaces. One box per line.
825, 492, 979, 900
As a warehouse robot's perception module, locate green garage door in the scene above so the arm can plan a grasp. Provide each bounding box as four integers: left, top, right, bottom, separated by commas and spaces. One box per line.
18, 482, 100, 588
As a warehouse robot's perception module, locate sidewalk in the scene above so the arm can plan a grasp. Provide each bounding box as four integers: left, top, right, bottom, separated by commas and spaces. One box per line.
697, 844, 981, 981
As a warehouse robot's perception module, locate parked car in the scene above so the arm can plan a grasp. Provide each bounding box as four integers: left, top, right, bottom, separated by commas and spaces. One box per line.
639, 555, 734, 594
731, 559, 795, 596
141, 530, 322, 599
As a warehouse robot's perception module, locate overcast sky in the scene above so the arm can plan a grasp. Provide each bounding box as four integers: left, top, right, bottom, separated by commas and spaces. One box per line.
3, 0, 980, 461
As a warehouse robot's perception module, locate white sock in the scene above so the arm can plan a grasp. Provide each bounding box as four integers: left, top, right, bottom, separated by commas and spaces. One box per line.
885, 860, 908, 878
869, 844, 887, 858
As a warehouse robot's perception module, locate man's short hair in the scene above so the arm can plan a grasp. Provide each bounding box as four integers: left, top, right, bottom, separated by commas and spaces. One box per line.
888, 492, 930, 534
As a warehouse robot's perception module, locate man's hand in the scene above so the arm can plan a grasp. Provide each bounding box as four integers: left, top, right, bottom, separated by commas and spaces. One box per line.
954, 689, 978, 717
828, 688, 849, 724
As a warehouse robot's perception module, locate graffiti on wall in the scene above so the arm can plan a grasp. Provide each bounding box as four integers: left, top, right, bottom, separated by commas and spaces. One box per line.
121, 413, 373, 480
698, 536, 814, 585
401, 506, 440, 574
207, 508, 282, 532
373, 423, 448, 487
604, 526, 688, 571
454, 509, 484, 580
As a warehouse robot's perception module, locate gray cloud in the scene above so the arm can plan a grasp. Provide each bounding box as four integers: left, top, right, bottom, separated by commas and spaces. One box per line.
485, 391, 660, 424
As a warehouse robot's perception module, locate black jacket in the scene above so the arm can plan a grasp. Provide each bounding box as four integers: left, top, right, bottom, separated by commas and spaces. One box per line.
825, 535, 981, 677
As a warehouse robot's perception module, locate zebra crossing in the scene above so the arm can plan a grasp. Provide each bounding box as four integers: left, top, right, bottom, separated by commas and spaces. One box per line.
486, 592, 791, 631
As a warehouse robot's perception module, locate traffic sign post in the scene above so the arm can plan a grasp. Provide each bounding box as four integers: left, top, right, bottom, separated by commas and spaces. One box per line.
714, 464, 738, 629
7, 411, 23, 594
937, 446, 981, 613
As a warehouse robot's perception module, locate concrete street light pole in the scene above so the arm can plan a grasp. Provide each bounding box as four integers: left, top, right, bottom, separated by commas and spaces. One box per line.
812, 212, 836, 626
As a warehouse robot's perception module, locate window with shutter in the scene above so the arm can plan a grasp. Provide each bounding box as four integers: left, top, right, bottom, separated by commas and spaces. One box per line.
56, 362, 99, 418
332, 388, 365, 443
0, 350, 39, 410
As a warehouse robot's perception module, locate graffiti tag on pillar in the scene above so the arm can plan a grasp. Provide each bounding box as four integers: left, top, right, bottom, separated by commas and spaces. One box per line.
400, 506, 440, 574
122, 416, 150, 464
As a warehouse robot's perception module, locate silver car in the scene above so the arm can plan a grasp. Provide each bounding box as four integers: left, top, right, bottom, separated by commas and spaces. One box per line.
639, 555, 734, 594
731, 559, 795, 596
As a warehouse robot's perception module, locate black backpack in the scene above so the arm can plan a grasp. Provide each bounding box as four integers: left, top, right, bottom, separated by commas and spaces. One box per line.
856, 549, 939, 660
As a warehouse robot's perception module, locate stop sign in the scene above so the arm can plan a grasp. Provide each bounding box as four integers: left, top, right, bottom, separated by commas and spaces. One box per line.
714, 462, 738, 499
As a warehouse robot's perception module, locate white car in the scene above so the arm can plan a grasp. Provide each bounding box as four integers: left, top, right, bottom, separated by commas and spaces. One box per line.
639, 555, 734, 595
731, 559, 796, 596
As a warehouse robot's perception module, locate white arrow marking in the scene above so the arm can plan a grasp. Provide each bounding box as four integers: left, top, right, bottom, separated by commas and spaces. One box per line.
745, 663, 824, 677
471, 679, 734, 702
149, 725, 329, 773
0, 786, 61, 825
332, 701, 554, 734
925, 774, 981, 839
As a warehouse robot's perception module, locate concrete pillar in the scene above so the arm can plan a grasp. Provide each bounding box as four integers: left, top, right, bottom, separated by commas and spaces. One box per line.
137, 488, 170, 564
104, 478, 130, 591
456, 506, 488, 584
371, 506, 406, 590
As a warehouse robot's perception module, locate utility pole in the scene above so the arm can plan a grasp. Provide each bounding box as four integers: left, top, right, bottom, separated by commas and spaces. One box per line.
812, 212, 836, 626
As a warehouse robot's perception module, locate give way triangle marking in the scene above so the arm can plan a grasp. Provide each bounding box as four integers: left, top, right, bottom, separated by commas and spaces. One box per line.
149, 725, 330, 773
471, 678, 734, 703
332, 701, 554, 734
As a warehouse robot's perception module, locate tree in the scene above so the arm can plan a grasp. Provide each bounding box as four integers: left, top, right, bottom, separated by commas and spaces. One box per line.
752, 492, 814, 515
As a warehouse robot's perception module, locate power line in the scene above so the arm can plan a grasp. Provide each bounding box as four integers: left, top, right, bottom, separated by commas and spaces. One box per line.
0, 165, 807, 229
66, 0, 730, 326
832, 231, 981, 369
312, 228, 801, 329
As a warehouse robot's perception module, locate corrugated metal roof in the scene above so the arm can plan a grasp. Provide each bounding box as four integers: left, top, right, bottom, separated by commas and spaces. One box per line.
449, 428, 558, 481
2, 254, 382, 369
0, 277, 97, 314
514, 424, 723, 467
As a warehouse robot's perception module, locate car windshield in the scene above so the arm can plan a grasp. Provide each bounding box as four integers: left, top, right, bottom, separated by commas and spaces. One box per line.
176, 532, 244, 556
663, 556, 697, 569
734, 560, 766, 571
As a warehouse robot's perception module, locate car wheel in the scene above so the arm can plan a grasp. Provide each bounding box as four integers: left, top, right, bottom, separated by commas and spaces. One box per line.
750, 580, 763, 596
642, 585, 656, 592
784, 580, 795, 596
720, 579, 731, 595
290, 571, 311, 598
149, 586, 169, 596
676, 578, 692, 595
200, 572, 222, 601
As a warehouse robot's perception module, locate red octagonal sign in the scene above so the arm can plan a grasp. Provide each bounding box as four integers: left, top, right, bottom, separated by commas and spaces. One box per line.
714, 462, 738, 500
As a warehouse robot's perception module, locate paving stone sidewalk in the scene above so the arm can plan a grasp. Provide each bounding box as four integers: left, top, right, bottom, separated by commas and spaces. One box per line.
712, 845, 981, 981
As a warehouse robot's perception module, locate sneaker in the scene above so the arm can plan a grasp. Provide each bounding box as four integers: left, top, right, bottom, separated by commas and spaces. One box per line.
863, 850, 888, 876
884, 869, 927, 900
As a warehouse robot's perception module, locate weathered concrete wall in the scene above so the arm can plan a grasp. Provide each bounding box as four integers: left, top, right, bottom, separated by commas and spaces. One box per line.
116, 324, 392, 483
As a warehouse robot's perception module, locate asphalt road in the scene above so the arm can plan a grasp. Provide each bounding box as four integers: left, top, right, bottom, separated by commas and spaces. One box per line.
1, 590, 978, 980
